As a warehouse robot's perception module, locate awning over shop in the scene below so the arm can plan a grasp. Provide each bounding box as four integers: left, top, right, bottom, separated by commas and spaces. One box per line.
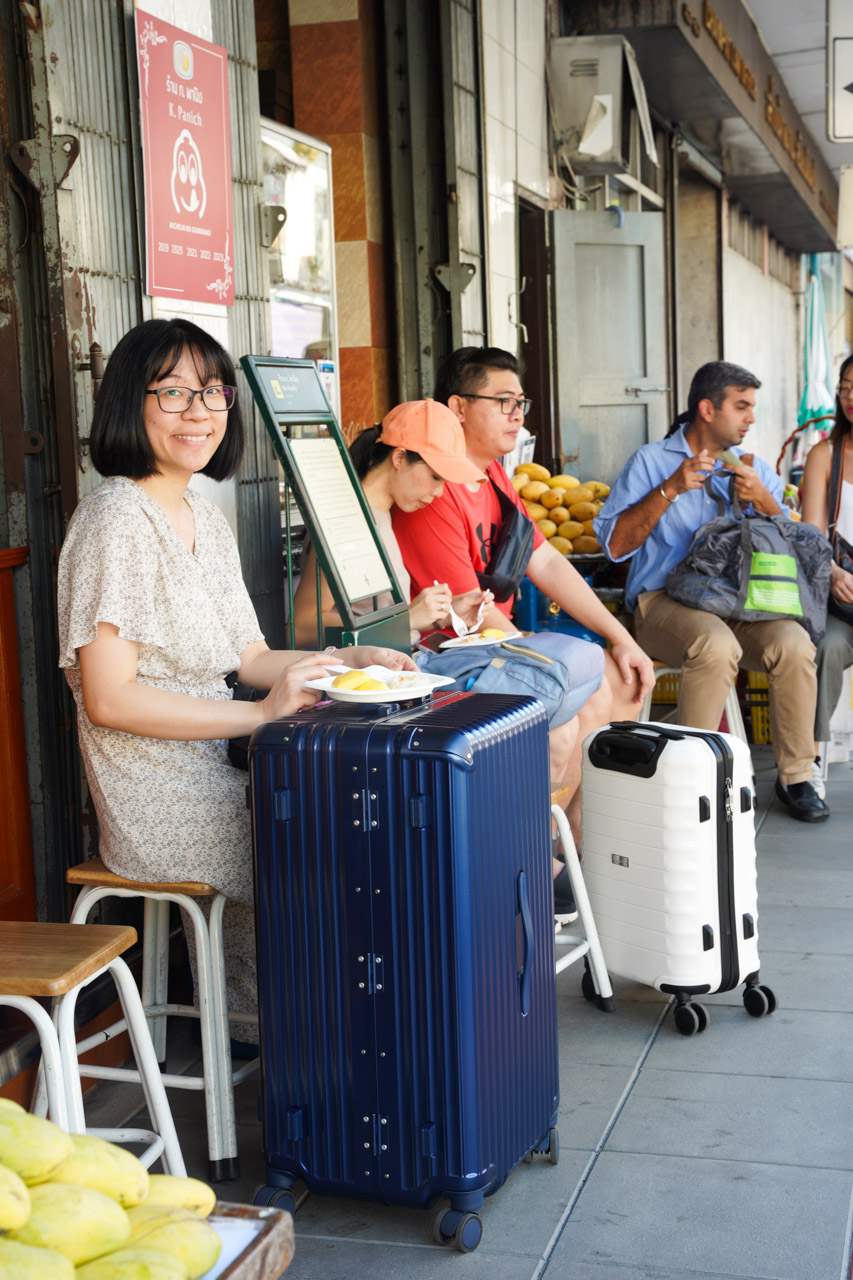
570, 0, 838, 252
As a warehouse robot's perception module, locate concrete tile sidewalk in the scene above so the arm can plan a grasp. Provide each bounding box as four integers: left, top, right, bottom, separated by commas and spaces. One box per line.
88, 747, 853, 1280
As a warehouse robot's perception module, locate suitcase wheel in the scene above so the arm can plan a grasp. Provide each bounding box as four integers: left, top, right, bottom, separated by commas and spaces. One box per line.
433, 1206, 483, 1252
743, 983, 777, 1018
253, 1184, 295, 1214
524, 1126, 560, 1165
673, 1002, 709, 1036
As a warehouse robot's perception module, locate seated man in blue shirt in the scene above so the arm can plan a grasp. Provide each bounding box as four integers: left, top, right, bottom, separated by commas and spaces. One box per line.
594, 360, 829, 823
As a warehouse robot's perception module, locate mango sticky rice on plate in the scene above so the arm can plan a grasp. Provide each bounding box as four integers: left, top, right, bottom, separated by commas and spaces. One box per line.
303, 665, 454, 703
438, 628, 520, 650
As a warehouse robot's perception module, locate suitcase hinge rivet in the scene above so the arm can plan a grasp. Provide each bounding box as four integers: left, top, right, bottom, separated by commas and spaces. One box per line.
381, 1116, 387, 1123
358, 955, 364, 962
370, 792, 377, 799
364, 1143, 370, 1149
363, 1115, 369, 1121
376, 983, 383, 990
380, 1051, 385, 1057
381, 1144, 387, 1151
352, 792, 359, 799
376, 957, 382, 964
353, 820, 360, 827
358, 982, 365, 989
384, 1173, 389, 1179
375, 888, 381, 894
361, 1049, 366, 1055
371, 820, 378, 828
352, 766, 357, 772
371, 767, 377, 772
355, 886, 361, 892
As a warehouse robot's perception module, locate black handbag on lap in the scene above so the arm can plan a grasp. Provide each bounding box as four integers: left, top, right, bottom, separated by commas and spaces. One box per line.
827, 441, 853, 624
475, 478, 535, 603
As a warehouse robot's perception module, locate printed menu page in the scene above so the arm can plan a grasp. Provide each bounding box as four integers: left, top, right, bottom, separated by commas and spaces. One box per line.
289, 436, 393, 602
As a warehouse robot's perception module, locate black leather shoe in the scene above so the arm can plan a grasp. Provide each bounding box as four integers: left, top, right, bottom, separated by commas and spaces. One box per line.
553, 866, 579, 922
775, 777, 830, 823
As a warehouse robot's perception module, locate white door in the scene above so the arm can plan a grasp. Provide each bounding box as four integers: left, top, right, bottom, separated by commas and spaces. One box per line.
551, 210, 669, 485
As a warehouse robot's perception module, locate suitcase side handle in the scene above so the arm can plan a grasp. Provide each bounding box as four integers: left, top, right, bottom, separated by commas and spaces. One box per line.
588, 722, 684, 778
517, 871, 534, 1017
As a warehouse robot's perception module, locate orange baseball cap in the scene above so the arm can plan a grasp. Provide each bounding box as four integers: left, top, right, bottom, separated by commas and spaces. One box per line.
379, 399, 487, 485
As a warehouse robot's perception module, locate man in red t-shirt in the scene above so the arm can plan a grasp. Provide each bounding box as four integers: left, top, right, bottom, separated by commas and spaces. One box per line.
394, 348, 654, 887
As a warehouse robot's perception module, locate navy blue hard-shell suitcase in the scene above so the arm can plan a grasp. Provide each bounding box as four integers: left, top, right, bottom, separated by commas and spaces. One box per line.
248, 691, 559, 1252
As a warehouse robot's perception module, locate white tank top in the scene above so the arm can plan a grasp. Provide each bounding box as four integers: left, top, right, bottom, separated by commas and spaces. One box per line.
828, 444, 853, 542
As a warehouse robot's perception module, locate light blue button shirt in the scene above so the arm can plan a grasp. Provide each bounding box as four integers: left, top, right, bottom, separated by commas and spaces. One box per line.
593, 425, 786, 613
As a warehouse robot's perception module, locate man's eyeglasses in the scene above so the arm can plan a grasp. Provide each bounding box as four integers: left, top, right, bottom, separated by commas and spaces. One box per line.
460, 393, 532, 417
146, 385, 236, 412
838, 382, 853, 398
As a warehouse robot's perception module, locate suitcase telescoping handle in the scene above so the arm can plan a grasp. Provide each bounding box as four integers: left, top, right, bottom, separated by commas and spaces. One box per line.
516, 871, 534, 1016
589, 721, 685, 779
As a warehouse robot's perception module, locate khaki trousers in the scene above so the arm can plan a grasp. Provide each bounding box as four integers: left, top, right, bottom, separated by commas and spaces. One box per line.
634, 589, 818, 785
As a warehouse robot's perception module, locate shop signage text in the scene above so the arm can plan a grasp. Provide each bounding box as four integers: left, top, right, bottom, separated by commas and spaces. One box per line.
764, 76, 818, 193
699, 1, 756, 101
136, 10, 234, 305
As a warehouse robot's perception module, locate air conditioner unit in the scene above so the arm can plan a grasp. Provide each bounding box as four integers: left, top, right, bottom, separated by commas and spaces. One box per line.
549, 34, 658, 175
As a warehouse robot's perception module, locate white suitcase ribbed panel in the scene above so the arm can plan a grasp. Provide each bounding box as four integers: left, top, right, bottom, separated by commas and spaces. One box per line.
581, 723, 760, 993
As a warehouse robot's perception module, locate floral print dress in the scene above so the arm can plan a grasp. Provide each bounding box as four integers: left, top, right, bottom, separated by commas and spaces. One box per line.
58, 476, 265, 1031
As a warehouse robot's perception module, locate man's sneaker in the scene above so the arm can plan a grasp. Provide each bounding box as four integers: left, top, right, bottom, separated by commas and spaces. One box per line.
811, 756, 826, 800
553, 865, 579, 923
775, 776, 830, 823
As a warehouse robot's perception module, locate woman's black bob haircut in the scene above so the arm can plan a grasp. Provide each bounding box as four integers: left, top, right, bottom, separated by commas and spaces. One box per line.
89, 318, 244, 481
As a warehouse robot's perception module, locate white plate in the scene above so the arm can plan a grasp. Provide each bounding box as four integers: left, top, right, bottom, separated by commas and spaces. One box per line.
438, 630, 520, 650
303, 670, 454, 703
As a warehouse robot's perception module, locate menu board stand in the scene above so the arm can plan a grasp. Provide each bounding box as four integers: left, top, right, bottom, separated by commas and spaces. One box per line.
241, 356, 412, 653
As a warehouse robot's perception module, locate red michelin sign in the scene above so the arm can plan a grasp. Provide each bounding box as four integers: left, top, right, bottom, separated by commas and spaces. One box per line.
136, 10, 234, 306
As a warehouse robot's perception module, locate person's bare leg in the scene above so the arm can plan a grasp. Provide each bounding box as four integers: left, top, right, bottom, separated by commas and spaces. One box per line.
548, 717, 579, 877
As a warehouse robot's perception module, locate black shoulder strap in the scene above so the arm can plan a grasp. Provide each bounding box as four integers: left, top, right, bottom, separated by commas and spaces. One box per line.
828, 442, 844, 540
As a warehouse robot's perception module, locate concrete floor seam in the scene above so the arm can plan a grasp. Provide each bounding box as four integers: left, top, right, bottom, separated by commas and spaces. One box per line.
529, 999, 673, 1280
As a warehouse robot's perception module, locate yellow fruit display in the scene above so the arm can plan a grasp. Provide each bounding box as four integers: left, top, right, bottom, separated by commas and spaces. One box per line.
75, 1247, 189, 1280
0, 1162, 30, 1232
564, 486, 594, 505
581, 519, 596, 536
548, 506, 570, 525
141, 1176, 216, 1220
0, 1236, 74, 1279
523, 502, 548, 522
568, 501, 597, 523
514, 462, 551, 482
539, 488, 565, 509
548, 536, 572, 555
49, 1133, 149, 1208
557, 520, 584, 541
0, 1099, 25, 1113
11, 1183, 130, 1265
548, 474, 579, 489
536, 518, 557, 539
510, 474, 527, 493
583, 480, 611, 499
0, 1110, 72, 1185
573, 535, 601, 554
126, 1206, 221, 1280
520, 480, 549, 501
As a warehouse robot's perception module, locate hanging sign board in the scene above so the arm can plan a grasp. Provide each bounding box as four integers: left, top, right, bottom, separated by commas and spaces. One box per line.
135, 10, 234, 305
828, 0, 853, 143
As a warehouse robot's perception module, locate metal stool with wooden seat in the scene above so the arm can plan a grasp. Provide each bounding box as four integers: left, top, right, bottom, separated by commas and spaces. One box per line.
65, 859, 258, 1181
550, 786, 614, 1010
639, 662, 748, 742
0, 921, 184, 1171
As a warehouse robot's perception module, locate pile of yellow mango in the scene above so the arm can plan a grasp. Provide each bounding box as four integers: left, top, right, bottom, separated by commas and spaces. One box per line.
512, 463, 610, 555
0, 1099, 220, 1279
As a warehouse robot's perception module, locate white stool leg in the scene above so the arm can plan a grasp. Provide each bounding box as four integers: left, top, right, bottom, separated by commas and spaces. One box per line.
724, 681, 748, 743
552, 805, 614, 1006
1, 996, 68, 1129
207, 894, 238, 1181
142, 898, 170, 1062
107, 957, 186, 1175
177, 895, 230, 1181
54, 982, 90, 1134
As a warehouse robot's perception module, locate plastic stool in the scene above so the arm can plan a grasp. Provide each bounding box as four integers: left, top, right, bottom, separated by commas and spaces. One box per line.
639, 663, 748, 742
65, 859, 258, 1181
0, 921, 184, 1172
550, 788, 614, 1011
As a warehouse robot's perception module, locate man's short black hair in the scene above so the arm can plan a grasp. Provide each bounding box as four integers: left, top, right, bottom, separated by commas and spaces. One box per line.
433, 346, 523, 406
89, 318, 244, 481
687, 361, 761, 422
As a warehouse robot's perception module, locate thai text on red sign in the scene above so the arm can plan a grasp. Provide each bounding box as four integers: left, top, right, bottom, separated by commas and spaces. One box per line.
136, 11, 234, 306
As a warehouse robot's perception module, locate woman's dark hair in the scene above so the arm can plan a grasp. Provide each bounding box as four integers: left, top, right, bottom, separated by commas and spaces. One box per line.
831, 353, 853, 447
433, 346, 524, 406
89, 318, 244, 481
349, 426, 420, 480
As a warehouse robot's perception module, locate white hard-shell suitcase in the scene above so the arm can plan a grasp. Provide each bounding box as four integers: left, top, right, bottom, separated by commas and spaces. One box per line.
581, 721, 776, 1035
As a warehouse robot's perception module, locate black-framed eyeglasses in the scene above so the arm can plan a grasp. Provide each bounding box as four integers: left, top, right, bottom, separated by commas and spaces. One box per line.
460, 393, 532, 417
146, 385, 237, 412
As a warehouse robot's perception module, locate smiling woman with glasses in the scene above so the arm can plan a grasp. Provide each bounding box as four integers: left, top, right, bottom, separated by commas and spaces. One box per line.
56, 318, 416, 1053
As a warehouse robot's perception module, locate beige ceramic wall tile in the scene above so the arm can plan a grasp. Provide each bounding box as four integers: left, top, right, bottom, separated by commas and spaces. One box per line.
335, 240, 372, 347
289, 0, 358, 23
363, 134, 383, 243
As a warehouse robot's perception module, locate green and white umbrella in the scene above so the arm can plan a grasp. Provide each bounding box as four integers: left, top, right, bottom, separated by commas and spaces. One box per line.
792, 256, 835, 473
